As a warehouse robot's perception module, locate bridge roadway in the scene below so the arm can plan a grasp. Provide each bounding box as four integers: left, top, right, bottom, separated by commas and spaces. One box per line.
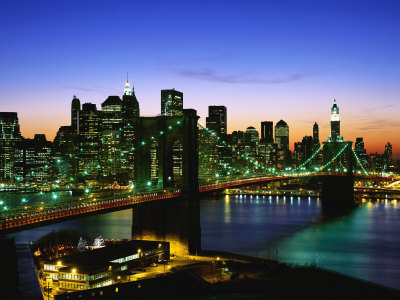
0, 174, 393, 234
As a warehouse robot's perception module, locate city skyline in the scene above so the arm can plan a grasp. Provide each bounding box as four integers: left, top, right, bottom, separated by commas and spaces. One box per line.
2, 80, 396, 158
1, 0, 399, 157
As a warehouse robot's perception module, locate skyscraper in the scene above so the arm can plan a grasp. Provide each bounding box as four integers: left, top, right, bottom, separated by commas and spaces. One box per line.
0, 112, 22, 181
323, 100, 352, 172
53, 125, 78, 181
330, 99, 341, 142
121, 79, 140, 180
275, 120, 289, 150
384, 142, 393, 170
122, 79, 140, 128
354, 137, 368, 170
206, 106, 227, 136
313, 122, 319, 146
100, 96, 123, 179
79, 103, 100, 178
161, 89, 183, 116
14, 134, 52, 183
301, 136, 313, 162
245, 126, 259, 144
261, 121, 273, 143
101, 96, 123, 131
71, 96, 80, 134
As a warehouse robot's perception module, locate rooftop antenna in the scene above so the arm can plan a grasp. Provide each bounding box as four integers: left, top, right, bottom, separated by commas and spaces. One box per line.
127, 71, 129, 83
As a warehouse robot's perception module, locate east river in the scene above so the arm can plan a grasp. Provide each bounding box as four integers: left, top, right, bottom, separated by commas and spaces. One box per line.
8, 194, 400, 290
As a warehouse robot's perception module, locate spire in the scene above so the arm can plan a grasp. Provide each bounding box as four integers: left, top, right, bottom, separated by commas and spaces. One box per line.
123, 73, 133, 96
331, 99, 339, 121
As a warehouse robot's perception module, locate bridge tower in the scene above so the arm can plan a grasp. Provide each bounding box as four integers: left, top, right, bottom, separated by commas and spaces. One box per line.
132, 109, 201, 255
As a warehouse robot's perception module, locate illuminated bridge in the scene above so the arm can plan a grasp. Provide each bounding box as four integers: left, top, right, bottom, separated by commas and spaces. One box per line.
0, 110, 397, 254
0, 173, 393, 235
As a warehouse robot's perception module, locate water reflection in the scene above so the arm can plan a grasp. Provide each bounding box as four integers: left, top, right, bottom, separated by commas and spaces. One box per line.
8, 194, 400, 290
201, 195, 400, 290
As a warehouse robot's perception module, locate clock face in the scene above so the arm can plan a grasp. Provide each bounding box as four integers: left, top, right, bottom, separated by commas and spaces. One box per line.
331, 113, 339, 121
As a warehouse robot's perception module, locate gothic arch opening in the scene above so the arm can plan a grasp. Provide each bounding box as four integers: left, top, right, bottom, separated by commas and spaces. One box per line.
150, 139, 159, 186
172, 139, 183, 186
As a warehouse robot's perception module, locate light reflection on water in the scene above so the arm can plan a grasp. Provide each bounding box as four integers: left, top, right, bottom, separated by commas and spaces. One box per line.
201, 195, 400, 290
9, 194, 400, 290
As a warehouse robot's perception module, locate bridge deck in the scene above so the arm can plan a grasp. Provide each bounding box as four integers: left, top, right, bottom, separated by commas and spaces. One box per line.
0, 174, 394, 234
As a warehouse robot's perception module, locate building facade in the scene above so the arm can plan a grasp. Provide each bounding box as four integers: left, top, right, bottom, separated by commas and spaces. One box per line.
161, 89, 183, 116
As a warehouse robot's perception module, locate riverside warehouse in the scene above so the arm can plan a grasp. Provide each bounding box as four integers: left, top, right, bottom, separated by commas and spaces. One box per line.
39, 240, 170, 292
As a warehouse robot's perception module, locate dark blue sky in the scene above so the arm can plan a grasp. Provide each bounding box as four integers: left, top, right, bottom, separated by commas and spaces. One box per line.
1, 0, 399, 154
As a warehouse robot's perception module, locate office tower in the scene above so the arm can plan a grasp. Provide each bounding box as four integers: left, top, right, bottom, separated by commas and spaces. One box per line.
79, 103, 100, 179
100, 96, 123, 180
330, 99, 341, 142
231, 131, 245, 147
14, 134, 52, 183
245, 126, 259, 144
206, 106, 227, 136
121, 79, 140, 180
0, 112, 22, 181
369, 152, 384, 173
244, 126, 259, 159
205, 106, 230, 175
161, 89, 183, 116
101, 96, 123, 131
261, 121, 274, 143
313, 122, 319, 147
198, 129, 219, 178
53, 125, 78, 181
71, 96, 81, 134
275, 120, 289, 150
323, 100, 352, 171
293, 142, 303, 166
384, 142, 393, 170
354, 137, 368, 171
301, 136, 313, 162
122, 79, 140, 123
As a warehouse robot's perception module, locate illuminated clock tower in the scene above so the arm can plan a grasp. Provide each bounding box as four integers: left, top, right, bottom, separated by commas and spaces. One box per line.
330, 99, 340, 142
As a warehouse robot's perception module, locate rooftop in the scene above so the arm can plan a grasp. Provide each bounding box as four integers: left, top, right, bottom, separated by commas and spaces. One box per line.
45, 240, 167, 274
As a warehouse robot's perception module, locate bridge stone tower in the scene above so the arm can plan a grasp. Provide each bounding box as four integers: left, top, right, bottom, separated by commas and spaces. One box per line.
132, 109, 201, 255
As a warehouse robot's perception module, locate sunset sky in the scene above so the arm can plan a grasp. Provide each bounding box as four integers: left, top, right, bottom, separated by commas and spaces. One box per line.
1, 0, 399, 157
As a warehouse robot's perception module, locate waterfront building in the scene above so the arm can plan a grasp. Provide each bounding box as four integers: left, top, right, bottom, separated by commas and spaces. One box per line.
40, 240, 169, 292
161, 89, 183, 116
0, 112, 22, 182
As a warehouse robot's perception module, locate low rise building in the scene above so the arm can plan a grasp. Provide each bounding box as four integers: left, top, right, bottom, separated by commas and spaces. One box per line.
40, 240, 169, 293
